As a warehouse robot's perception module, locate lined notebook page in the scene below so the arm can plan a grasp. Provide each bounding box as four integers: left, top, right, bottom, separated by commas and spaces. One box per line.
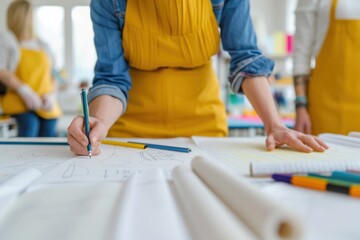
192, 137, 360, 176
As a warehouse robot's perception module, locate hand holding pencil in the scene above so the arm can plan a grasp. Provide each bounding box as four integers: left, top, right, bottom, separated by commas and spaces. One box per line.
67, 90, 108, 157
67, 115, 107, 156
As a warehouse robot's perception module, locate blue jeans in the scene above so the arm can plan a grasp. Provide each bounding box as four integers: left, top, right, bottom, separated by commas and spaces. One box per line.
13, 112, 58, 137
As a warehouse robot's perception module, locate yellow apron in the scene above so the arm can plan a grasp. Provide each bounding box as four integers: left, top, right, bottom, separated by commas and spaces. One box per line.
309, 0, 360, 135
2, 48, 61, 119
108, 0, 228, 137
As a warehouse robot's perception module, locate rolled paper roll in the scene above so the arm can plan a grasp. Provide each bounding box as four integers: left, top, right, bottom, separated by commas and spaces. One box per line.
0, 168, 42, 218
111, 171, 138, 240
0, 168, 42, 197
191, 156, 303, 240
113, 169, 189, 240
172, 166, 257, 240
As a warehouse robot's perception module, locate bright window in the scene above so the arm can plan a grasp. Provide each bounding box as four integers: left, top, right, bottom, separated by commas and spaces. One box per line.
72, 6, 96, 85
34, 6, 65, 70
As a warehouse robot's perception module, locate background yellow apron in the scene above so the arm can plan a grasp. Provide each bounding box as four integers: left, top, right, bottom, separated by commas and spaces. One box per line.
2, 48, 61, 119
108, 0, 228, 137
309, 0, 360, 135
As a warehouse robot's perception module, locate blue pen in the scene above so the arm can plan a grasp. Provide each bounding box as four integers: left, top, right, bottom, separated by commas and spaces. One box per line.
128, 141, 191, 153
308, 172, 360, 185
81, 89, 92, 158
332, 171, 360, 184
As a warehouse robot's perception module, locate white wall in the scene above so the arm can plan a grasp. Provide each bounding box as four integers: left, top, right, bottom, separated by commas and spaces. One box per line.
0, 0, 12, 32
250, 0, 297, 76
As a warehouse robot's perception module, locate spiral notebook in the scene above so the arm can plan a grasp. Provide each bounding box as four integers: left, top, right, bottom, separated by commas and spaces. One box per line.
192, 136, 360, 176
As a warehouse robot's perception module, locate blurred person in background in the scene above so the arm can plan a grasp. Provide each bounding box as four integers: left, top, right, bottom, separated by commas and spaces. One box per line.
293, 0, 360, 135
0, 0, 62, 137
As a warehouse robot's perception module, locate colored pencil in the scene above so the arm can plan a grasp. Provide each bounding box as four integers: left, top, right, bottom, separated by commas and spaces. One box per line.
101, 140, 146, 149
330, 171, 360, 184
128, 141, 191, 153
272, 174, 360, 198
81, 89, 92, 158
307, 173, 355, 187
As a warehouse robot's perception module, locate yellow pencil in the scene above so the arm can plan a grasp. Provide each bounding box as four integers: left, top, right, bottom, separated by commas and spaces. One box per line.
101, 140, 146, 149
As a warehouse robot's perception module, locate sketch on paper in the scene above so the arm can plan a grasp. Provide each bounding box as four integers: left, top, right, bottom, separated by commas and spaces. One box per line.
63, 164, 90, 179
0, 145, 72, 178
0, 139, 199, 183
39, 144, 197, 183
140, 150, 185, 166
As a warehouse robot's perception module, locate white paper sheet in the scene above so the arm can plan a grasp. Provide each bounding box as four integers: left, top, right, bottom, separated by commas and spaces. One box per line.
39, 138, 201, 183
263, 184, 360, 240
0, 143, 73, 181
0, 183, 122, 240
192, 137, 360, 176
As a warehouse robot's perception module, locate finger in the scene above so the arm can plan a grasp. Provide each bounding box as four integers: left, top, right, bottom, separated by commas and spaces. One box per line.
70, 144, 101, 156
286, 134, 312, 153
26, 98, 34, 110
314, 136, 329, 149
266, 135, 276, 151
299, 135, 325, 152
67, 133, 84, 150
67, 116, 88, 147
89, 120, 107, 146
69, 144, 89, 156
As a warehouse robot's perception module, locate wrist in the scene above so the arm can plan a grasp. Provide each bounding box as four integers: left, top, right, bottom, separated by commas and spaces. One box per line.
17, 84, 31, 95
265, 121, 286, 135
296, 106, 308, 113
295, 96, 308, 109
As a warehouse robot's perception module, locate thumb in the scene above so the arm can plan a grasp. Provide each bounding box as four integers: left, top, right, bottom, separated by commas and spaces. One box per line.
266, 135, 276, 151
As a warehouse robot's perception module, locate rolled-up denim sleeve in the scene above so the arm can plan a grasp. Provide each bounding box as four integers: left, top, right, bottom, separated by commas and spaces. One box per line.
220, 0, 274, 93
89, 0, 131, 113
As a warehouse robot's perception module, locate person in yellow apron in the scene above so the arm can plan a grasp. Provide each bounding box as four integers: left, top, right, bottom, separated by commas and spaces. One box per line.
0, 0, 61, 137
68, 0, 328, 156
294, 0, 360, 135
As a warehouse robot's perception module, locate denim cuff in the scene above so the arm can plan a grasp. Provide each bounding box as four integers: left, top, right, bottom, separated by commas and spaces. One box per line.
229, 56, 274, 94
88, 84, 128, 113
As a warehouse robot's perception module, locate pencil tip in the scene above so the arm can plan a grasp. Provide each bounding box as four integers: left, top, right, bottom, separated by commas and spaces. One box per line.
89, 151, 92, 158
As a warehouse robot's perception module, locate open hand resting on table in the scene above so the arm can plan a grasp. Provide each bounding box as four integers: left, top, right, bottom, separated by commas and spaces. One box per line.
265, 124, 328, 153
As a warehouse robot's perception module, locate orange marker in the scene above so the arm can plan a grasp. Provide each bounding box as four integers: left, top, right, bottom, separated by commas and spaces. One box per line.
272, 174, 360, 198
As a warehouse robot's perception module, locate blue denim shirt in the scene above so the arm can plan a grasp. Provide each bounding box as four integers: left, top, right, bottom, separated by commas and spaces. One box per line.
88, 0, 274, 112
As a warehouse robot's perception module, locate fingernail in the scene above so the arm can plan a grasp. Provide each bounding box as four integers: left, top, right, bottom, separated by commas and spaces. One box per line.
81, 140, 87, 146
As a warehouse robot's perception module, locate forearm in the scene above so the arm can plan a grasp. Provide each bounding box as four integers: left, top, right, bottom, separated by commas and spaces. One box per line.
294, 75, 309, 97
242, 76, 283, 134
89, 95, 123, 131
293, 75, 309, 110
0, 70, 23, 90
